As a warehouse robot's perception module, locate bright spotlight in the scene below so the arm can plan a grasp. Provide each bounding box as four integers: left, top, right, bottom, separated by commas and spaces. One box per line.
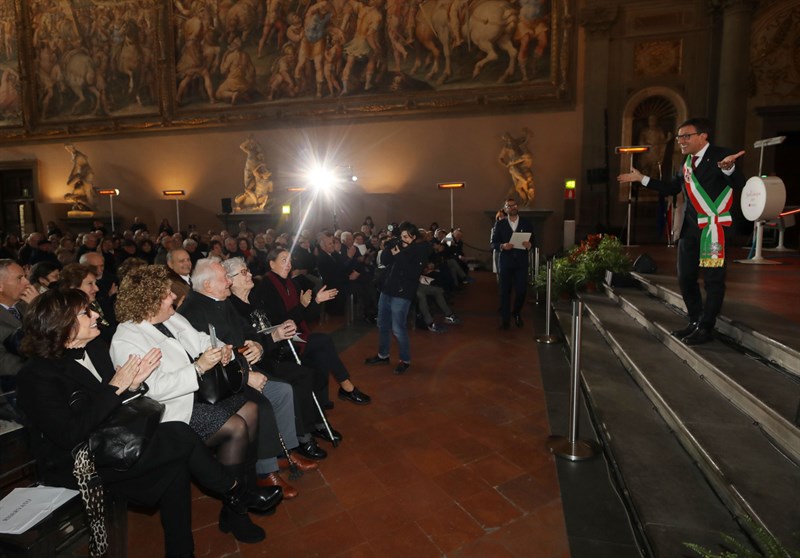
307, 165, 337, 191
351, 174, 358, 182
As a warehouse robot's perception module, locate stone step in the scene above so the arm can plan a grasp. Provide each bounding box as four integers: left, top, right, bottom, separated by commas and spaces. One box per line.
569, 293, 800, 551
553, 304, 752, 557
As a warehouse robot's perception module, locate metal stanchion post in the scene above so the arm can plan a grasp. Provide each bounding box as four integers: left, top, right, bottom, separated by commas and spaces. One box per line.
534, 247, 540, 304
536, 259, 560, 344
547, 300, 600, 461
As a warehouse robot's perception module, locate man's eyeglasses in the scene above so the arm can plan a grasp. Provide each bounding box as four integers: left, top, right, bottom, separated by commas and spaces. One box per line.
227, 268, 250, 278
675, 132, 701, 141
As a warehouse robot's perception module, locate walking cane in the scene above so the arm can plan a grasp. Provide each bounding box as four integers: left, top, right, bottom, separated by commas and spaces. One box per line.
276, 431, 303, 480
287, 339, 339, 448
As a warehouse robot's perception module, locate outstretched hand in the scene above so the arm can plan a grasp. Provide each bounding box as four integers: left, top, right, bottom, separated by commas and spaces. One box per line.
617, 168, 644, 184
718, 150, 745, 171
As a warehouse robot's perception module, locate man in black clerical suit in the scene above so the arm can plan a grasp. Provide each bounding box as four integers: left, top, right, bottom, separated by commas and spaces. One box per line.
618, 117, 745, 345
490, 198, 533, 329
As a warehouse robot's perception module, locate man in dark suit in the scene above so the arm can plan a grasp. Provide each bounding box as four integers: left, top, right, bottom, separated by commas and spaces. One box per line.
617, 117, 745, 345
491, 198, 533, 329
0, 259, 38, 414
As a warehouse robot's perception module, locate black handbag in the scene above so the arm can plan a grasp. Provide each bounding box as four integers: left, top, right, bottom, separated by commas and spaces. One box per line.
70, 390, 165, 472
194, 351, 250, 405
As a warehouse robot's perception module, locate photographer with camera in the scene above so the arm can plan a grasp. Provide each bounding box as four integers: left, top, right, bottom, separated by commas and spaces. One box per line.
364, 222, 431, 375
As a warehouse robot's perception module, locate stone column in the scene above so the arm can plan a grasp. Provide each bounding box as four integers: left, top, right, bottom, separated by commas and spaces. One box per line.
715, 0, 757, 147
579, 4, 618, 231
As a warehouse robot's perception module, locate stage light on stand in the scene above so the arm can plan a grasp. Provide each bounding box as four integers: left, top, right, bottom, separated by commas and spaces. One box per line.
615, 145, 651, 247
162, 189, 186, 233
97, 188, 119, 233
437, 181, 466, 229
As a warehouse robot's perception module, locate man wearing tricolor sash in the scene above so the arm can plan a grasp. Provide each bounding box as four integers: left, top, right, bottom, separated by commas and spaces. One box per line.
618, 117, 745, 346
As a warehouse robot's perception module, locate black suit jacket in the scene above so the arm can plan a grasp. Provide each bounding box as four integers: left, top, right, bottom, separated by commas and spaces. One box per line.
490, 217, 534, 269
645, 145, 745, 239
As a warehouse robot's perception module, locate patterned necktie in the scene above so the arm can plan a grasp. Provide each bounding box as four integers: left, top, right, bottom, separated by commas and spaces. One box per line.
7, 306, 21, 322
692, 155, 699, 169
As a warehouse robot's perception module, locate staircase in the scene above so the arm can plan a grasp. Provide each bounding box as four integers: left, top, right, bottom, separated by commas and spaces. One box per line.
552, 272, 800, 557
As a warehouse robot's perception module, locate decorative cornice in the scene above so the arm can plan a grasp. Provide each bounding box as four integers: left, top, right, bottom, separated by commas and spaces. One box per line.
579, 5, 619, 38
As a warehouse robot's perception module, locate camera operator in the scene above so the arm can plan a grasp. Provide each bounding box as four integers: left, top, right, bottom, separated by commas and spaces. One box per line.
364, 222, 431, 375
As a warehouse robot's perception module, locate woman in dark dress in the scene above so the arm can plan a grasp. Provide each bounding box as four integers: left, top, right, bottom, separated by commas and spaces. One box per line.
15, 290, 278, 557
225, 253, 371, 407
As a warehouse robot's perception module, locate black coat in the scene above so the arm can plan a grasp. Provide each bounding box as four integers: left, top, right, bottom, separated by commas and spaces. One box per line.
644, 144, 746, 238
490, 217, 534, 270
15, 339, 191, 506
378, 241, 431, 300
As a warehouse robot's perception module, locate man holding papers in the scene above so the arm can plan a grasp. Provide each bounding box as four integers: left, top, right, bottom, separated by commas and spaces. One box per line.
491, 198, 533, 329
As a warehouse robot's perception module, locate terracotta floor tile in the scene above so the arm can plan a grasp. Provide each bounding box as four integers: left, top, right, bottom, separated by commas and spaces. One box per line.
345, 493, 417, 538
192, 521, 241, 557
414, 502, 485, 554
367, 454, 426, 491
466, 453, 527, 487
432, 465, 491, 502
459, 489, 523, 529
302, 511, 367, 557
397, 441, 463, 476
366, 523, 442, 558
441, 436, 494, 464
328, 468, 389, 509
449, 538, 518, 558
284, 486, 345, 528
332, 542, 381, 558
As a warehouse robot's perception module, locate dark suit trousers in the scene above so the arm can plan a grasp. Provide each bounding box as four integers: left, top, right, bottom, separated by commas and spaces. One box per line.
269, 361, 321, 434
301, 332, 349, 406
499, 261, 528, 322
676, 231, 728, 328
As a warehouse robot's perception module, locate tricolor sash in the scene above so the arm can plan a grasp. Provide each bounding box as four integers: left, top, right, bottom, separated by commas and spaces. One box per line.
683, 155, 732, 267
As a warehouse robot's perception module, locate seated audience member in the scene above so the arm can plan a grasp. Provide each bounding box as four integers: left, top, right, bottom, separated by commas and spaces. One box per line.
29, 237, 59, 266
18, 232, 43, 265
137, 238, 156, 264
80, 251, 118, 314
223, 237, 244, 260
75, 232, 99, 260
183, 238, 202, 265
111, 266, 294, 512
179, 259, 329, 484
340, 231, 377, 322
116, 257, 148, 284
167, 247, 193, 285
158, 218, 175, 236
118, 239, 138, 264
208, 239, 225, 259
16, 289, 279, 554
0, 259, 38, 402
316, 233, 350, 315
28, 261, 61, 294
60, 263, 117, 342
1, 234, 20, 260
154, 235, 174, 265
226, 255, 371, 407
417, 261, 461, 332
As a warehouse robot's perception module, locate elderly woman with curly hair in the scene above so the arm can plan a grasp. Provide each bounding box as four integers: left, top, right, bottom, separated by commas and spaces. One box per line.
16, 289, 276, 557
110, 266, 283, 542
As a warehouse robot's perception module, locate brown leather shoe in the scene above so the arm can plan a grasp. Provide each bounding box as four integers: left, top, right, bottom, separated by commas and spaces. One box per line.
256, 472, 298, 499
278, 452, 319, 472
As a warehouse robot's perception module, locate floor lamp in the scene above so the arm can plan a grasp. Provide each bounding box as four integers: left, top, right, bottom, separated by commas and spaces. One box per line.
97, 189, 119, 232
438, 182, 466, 229
162, 190, 185, 233
615, 145, 650, 246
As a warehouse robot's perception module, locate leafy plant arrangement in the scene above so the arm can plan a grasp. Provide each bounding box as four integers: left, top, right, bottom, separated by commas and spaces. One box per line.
685, 517, 799, 558
537, 234, 632, 298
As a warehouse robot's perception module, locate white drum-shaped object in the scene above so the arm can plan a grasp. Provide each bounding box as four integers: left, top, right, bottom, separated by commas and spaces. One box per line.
741, 176, 786, 221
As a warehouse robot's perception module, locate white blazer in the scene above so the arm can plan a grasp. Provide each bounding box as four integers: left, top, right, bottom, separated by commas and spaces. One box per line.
110, 313, 211, 424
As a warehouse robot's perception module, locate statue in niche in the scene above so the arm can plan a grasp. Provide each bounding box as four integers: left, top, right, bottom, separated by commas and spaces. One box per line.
64, 144, 97, 214
498, 129, 535, 206
637, 114, 672, 179
234, 136, 272, 212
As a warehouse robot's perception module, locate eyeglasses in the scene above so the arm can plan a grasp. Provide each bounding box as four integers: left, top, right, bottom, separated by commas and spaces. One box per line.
675, 132, 701, 141
227, 268, 250, 278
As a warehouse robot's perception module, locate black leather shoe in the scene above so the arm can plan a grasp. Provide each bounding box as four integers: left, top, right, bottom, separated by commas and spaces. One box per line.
671, 321, 698, 338
364, 355, 390, 365
394, 361, 410, 375
295, 438, 327, 460
514, 314, 523, 328
338, 386, 371, 405
312, 427, 343, 443
219, 505, 265, 543
682, 327, 713, 345
247, 485, 283, 514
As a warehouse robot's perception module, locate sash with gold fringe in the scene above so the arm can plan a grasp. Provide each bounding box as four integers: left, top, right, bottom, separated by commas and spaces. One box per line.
683, 155, 732, 267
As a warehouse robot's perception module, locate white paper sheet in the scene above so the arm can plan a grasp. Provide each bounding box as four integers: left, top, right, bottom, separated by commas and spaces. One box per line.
0, 486, 79, 534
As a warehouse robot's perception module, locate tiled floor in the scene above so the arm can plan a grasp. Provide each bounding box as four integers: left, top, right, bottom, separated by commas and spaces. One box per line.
126, 271, 569, 557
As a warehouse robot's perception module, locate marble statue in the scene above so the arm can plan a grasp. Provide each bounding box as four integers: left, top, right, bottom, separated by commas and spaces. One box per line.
235, 136, 272, 211
64, 144, 97, 213
498, 129, 535, 206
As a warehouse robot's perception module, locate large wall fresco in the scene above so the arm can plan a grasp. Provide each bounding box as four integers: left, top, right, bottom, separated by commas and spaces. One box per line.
2, 0, 573, 142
